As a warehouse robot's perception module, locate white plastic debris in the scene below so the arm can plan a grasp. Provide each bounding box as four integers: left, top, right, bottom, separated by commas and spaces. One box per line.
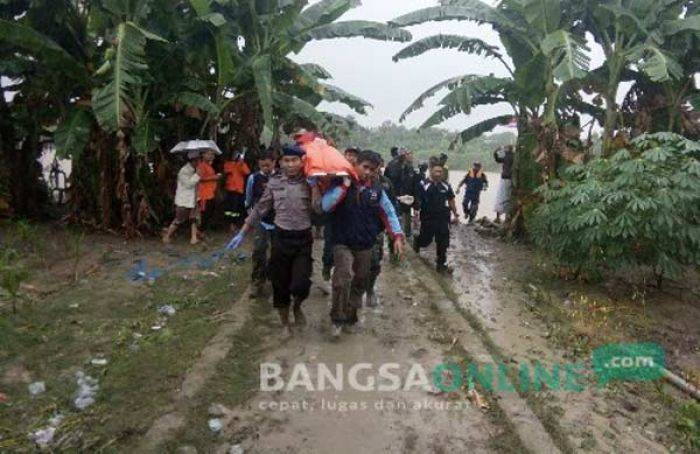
229, 444, 244, 454
74, 371, 99, 410
91, 358, 108, 366
27, 414, 63, 448
151, 325, 163, 331
208, 418, 223, 433
28, 426, 56, 447
158, 305, 176, 316
28, 381, 45, 396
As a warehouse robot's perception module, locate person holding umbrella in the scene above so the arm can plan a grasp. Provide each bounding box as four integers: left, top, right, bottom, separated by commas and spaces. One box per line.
163, 150, 202, 244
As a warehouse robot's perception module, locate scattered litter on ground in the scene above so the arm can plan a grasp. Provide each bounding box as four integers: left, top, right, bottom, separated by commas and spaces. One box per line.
0, 392, 8, 403
151, 325, 163, 331
158, 305, 177, 316
28, 381, 45, 396
74, 371, 99, 410
208, 418, 223, 433
467, 389, 489, 410
27, 414, 63, 448
28, 426, 56, 448
426, 385, 443, 396
90, 358, 108, 367
69, 303, 79, 309
128, 259, 164, 284
229, 444, 244, 454
208, 403, 233, 417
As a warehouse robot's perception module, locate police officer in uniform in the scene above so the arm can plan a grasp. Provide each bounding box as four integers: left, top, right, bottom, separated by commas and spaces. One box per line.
413, 160, 460, 273
227, 145, 313, 338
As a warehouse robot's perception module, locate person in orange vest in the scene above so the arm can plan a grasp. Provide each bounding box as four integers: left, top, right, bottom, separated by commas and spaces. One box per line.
457, 161, 489, 224
223, 149, 251, 234
196, 149, 221, 243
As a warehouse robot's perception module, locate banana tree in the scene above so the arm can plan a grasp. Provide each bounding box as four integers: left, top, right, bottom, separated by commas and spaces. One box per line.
582, 0, 700, 150
224, 0, 411, 147
390, 0, 594, 236
391, 0, 590, 149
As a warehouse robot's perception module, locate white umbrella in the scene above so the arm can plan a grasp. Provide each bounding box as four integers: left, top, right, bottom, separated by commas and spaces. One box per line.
170, 140, 222, 155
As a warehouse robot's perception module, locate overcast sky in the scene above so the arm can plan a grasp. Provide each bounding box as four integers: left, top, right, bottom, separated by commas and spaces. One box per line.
294, 0, 608, 133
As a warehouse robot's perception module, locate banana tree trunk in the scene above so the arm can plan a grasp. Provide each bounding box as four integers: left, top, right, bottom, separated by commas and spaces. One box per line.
0, 89, 15, 215
9, 108, 44, 218
116, 130, 136, 236
509, 113, 542, 238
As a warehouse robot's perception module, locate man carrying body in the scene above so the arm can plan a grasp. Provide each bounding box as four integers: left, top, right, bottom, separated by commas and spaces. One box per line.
365, 157, 396, 307
321, 147, 360, 281
244, 150, 276, 298
322, 150, 405, 338
413, 161, 460, 274
227, 145, 313, 338
458, 161, 489, 224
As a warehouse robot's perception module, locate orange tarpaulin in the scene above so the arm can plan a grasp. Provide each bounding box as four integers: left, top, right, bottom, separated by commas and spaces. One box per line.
298, 136, 357, 179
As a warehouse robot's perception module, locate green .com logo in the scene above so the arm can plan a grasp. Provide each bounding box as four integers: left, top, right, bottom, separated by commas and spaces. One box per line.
432, 342, 665, 393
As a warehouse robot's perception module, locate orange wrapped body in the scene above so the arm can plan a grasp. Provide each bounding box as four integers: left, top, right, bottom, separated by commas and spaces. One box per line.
299, 136, 357, 179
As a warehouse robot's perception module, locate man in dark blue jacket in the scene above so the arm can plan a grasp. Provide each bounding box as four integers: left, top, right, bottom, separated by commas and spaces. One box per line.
244, 150, 276, 297
457, 161, 489, 223
322, 150, 405, 339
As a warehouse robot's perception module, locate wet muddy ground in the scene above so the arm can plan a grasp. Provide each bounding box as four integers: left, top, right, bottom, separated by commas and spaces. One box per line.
1, 222, 697, 452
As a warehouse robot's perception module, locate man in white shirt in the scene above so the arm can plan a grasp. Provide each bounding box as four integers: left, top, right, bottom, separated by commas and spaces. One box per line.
163, 151, 201, 244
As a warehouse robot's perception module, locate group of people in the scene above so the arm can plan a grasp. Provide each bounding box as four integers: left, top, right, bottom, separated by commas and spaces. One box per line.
165, 130, 514, 340
163, 148, 252, 245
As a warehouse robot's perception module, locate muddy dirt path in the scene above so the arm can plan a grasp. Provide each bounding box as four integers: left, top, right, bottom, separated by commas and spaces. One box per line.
147, 226, 681, 453
218, 243, 502, 453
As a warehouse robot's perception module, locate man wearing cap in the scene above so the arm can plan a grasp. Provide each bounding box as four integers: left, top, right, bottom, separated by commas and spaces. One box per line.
458, 161, 489, 224
322, 150, 405, 339
226, 144, 313, 338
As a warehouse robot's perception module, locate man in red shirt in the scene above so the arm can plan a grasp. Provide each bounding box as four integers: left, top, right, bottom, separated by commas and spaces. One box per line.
223, 150, 251, 233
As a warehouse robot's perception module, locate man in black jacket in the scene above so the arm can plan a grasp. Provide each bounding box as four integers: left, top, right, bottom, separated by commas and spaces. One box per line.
413, 161, 460, 273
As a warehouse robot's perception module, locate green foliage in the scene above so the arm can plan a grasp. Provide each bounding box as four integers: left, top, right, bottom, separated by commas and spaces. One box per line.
530, 133, 700, 282
91, 22, 167, 132
0, 249, 29, 313
676, 401, 700, 450
342, 121, 516, 172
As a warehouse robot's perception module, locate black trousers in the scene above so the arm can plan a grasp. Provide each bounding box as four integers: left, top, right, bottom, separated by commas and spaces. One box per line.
269, 228, 313, 309
415, 218, 450, 266
224, 191, 246, 228
463, 195, 480, 222
251, 224, 272, 283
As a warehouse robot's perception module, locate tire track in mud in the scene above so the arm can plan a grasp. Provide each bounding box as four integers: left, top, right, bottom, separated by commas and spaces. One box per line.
430, 225, 671, 453
401, 252, 563, 454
